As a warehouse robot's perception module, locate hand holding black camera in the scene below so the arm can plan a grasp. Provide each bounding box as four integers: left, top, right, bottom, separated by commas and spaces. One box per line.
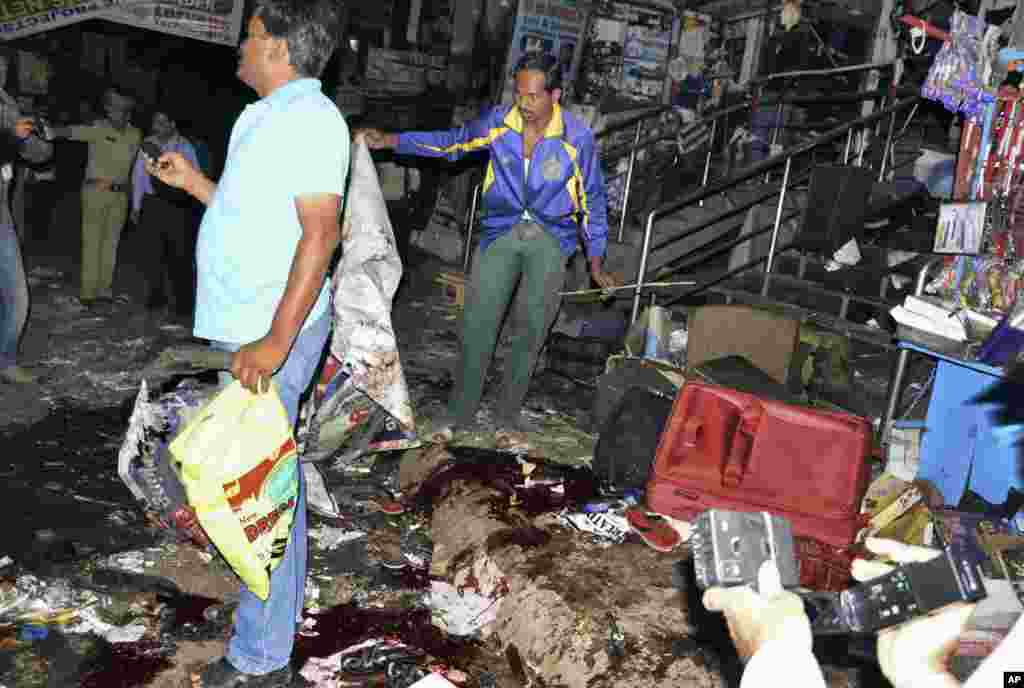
692, 510, 985, 686
851, 539, 976, 688
17, 116, 53, 141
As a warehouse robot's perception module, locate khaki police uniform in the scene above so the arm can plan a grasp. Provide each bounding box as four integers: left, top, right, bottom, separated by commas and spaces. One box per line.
67, 120, 141, 301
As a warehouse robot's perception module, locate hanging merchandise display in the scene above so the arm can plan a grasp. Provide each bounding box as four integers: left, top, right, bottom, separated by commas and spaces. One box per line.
577, 0, 678, 108
921, 10, 989, 117
911, 10, 1024, 334
934, 202, 988, 254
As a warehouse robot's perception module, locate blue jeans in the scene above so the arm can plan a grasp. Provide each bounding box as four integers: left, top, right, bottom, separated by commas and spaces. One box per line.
0, 222, 28, 370
211, 313, 329, 674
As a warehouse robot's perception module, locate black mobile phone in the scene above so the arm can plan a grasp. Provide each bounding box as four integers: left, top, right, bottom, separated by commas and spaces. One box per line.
31, 117, 53, 141
140, 140, 162, 163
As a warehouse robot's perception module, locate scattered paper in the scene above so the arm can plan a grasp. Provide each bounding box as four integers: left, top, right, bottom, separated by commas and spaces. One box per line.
309, 525, 366, 551
427, 581, 499, 637
557, 509, 629, 545
99, 551, 147, 574
66, 606, 147, 643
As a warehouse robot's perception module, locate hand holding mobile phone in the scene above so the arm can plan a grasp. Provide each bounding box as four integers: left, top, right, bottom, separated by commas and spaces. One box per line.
140, 140, 163, 164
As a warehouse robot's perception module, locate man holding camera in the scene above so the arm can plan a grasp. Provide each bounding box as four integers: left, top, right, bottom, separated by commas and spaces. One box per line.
0, 53, 53, 385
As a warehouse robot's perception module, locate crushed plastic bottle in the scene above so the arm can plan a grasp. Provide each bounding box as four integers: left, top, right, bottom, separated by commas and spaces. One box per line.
607, 612, 626, 658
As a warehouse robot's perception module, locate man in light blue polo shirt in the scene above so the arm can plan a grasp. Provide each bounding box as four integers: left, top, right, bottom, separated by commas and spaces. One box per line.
145, 0, 347, 685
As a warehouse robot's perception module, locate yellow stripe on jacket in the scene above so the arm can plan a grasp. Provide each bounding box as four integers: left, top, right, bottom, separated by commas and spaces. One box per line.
561, 141, 589, 235
414, 126, 509, 156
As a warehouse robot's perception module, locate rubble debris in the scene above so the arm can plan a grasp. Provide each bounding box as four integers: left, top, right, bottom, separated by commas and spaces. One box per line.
292, 604, 509, 688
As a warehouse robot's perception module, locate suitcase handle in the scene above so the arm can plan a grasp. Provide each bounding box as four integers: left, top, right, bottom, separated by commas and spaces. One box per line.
722, 403, 762, 488
682, 417, 703, 448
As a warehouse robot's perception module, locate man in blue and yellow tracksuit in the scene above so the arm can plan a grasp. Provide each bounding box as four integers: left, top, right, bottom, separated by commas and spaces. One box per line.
362, 51, 617, 450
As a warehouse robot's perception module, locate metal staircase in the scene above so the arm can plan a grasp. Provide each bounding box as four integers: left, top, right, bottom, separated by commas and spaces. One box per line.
456, 65, 926, 353
608, 95, 923, 351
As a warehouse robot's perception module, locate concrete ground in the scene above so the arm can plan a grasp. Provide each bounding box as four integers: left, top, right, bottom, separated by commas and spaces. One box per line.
0, 190, 645, 688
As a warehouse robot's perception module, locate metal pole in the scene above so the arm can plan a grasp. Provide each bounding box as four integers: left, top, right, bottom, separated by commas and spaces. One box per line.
769, 102, 783, 150
877, 110, 897, 182
764, 101, 783, 183
880, 258, 941, 441
631, 212, 657, 325
843, 128, 852, 164
463, 184, 480, 273
898, 102, 919, 138
700, 118, 718, 208
761, 156, 792, 295
881, 349, 910, 443
856, 128, 867, 167
617, 120, 644, 242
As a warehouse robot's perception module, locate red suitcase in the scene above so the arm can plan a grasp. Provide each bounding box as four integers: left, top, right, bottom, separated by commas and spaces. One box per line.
647, 382, 872, 549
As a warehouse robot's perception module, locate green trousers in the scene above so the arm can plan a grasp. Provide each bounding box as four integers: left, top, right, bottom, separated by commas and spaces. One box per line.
448, 222, 567, 428
80, 188, 128, 301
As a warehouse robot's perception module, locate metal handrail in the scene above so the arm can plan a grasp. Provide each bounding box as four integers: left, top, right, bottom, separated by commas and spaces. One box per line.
629, 94, 921, 323
665, 210, 802, 274
648, 171, 812, 255
461, 85, 916, 277
762, 86, 918, 106
602, 86, 911, 232
640, 95, 919, 228
593, 106, 672, 141
749, 60, 900, 86
606, 100, 754, 240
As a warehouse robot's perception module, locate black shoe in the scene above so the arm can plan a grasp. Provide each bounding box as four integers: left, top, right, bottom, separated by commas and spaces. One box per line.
190, 657, 292, 687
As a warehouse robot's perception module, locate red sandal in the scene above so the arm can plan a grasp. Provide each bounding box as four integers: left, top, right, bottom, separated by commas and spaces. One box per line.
625, 507, 681, 553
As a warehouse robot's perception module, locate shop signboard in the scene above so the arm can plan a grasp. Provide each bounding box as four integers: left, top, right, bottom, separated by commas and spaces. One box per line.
364, 47, 448, 97
0, 0, 243, 45
501, 0, 589, 103
0, 0, 128, 40
101, 0, 244, 47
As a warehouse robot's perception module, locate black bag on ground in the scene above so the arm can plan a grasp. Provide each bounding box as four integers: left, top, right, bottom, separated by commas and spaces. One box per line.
546, 332, 618, 382
593, 385, 675, 491
591, 357, 680, 432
